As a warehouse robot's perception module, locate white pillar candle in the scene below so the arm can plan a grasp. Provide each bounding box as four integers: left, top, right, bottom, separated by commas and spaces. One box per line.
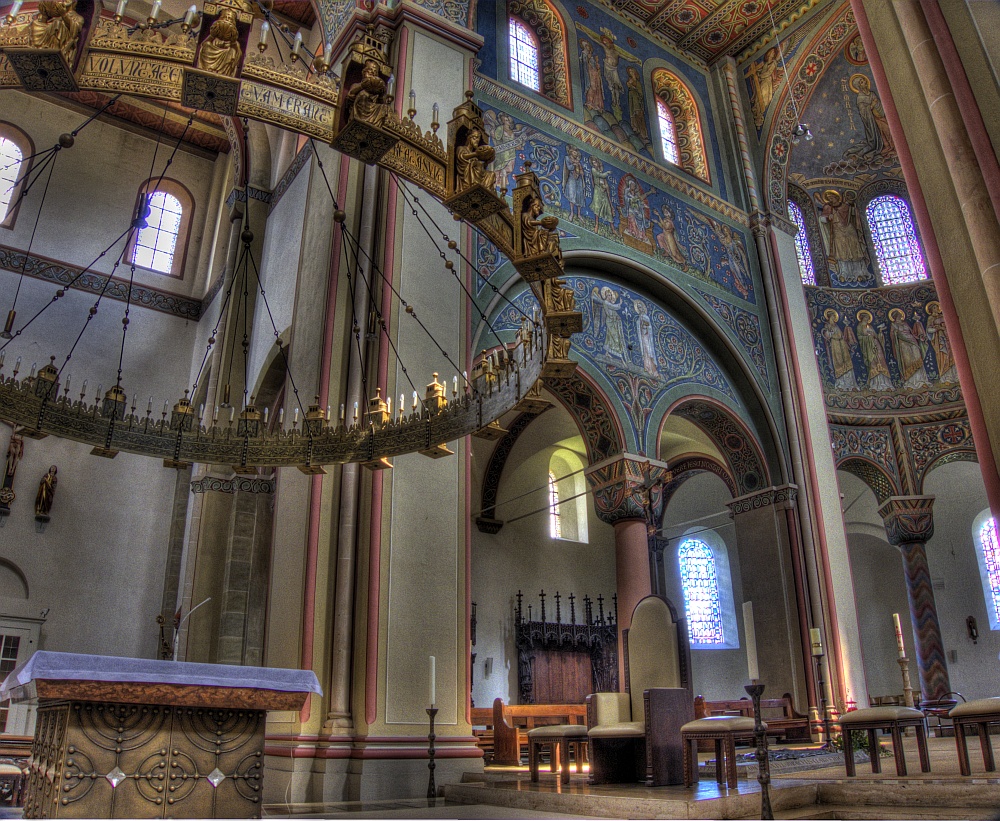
258, 20, 269, 46
114, 0, 127, 19
149, 0, 161, 20
893, 613, 905, 658
743, 601, 759, 681
810, 626, 823, 656
429, 655, 436, 708
183, 4, 196, 26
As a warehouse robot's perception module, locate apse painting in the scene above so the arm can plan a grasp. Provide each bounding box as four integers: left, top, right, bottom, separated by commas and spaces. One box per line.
807, 282, 963, 412
480, 105, 756, 304
494, 276, 737, 442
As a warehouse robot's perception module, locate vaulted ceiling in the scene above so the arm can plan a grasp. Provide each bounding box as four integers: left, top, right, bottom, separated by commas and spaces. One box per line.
589, 0, 822, 62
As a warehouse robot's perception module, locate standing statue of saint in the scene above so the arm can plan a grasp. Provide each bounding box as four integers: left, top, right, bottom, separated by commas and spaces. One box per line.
196, 9, 243, 77
35, 464, 58, 520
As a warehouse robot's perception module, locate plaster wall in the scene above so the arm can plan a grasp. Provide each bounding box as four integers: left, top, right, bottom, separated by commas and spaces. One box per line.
1, 91, 220, 298
470, 403, 616, 708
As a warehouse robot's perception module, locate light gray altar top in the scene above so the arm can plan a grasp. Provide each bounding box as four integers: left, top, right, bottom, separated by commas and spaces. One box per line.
0, 651, 322, 701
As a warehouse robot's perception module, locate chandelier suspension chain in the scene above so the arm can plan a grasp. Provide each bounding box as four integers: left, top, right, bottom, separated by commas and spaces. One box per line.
7, 152, 58, 319
390, 174, 515, 362
309, 138, 465, 393
391, 173, 536, 327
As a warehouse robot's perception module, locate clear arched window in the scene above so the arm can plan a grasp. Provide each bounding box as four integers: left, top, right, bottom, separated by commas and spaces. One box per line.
679, 538, 725, 645
788, 200, 816, 285
976, 514, 1000, 626
1, 124, 32, 229
128, 179, 193, 278
656, 99, 679, 165
548, 470, 561, 538
865, 195, 926, 285
509, 17, 540, 92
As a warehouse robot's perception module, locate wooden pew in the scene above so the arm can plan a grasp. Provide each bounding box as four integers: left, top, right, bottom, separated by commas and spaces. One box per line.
694, 694, 810, 742
490, 698, 587, 765
470, 706, 495, 761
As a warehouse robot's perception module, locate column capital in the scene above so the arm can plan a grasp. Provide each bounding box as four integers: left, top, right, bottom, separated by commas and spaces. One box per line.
726, 484, 799, 516
877, 496, 935, 545
585, 453, 671, 526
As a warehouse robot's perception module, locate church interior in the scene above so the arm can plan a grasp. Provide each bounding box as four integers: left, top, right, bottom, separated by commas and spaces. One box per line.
1, 0, 999, 817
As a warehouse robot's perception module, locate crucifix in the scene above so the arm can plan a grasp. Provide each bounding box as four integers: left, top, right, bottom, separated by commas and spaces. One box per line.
1, 423, 25, 520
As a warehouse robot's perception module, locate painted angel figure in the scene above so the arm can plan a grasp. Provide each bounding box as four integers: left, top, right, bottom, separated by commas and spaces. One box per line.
689, 212, 752, 299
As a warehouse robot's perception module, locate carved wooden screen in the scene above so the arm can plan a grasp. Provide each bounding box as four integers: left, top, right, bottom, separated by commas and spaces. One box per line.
515, 590, 618, 704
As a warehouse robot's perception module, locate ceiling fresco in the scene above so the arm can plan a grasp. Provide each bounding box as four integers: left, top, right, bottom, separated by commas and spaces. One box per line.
589, 0, 824, 62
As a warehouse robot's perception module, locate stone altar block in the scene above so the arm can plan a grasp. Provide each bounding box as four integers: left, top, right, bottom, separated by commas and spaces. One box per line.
0, 652, 322, 819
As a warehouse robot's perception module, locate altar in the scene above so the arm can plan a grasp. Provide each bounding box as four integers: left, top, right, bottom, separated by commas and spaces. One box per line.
0, 651, 321, 819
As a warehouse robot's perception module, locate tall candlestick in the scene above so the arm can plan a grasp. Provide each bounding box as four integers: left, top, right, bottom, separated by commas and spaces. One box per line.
429, 655, 436, 708
743, 601, 759, 681
893, 613, 905, 658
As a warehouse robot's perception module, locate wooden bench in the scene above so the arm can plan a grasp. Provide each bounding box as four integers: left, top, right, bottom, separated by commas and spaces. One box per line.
471, 706, 495, 761
478, 698, 587, 765
694, 694, 810, 742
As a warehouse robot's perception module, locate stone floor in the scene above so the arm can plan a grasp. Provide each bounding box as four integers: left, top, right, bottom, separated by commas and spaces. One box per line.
262, 734, 1000, 820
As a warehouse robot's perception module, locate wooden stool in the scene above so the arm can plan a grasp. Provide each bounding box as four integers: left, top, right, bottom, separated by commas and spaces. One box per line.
681, 716, 758, 789
949, 697, 1000, 775
839, 706, 929, 776
527, 724, 589, 784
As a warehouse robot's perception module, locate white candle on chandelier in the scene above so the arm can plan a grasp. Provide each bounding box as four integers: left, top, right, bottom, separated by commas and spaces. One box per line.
96, 384, 103, 402
29, 362, 36, 378
291, 31, 303, 58
113, 0, 126, 18
278, 408, 284, 425
386, 396, 391, 416
258, 20, 269, 45
229, 406, 235, 423
199, 404, 205, 420
339, 404, 345, 421
81, 379, 87, 396
0, 351, 4, 369
183, 4, 197, 27
147, 396, 153, 413
293, 408, 299, 424
412, 391, 418, 411
353, 401, 359, 420
8, 1, 23, 19
453, 375, 458, 395
432, 102, 439, 127
149, 0, 161, 20
399, 394, 404, 417
64, 374, 70, 393
263, 407, 269, 425
14, 356, 20, 372
326, 405, 331, 420
163, 400, 169, 416
213, 405, 219, 422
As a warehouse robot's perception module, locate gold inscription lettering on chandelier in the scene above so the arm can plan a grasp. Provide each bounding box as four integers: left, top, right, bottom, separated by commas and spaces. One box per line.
237, 80, 334, 140
381, 140, 446, 197
81, 53, 185, 98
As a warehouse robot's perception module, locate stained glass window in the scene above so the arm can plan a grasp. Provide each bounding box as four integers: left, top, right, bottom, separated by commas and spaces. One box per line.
548, 471, 561, 539
509, 18, 540, 92
0, 136, 23, 220
132, 190, 183, 274
656, 99, 679, 165
679, 538, 725, 645
787, 201, 816, 285
980, 517, 1000, 624
865, 195, 927, 285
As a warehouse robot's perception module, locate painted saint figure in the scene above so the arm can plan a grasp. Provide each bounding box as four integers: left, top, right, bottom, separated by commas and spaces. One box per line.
580, 40, 605, 111
622, 177, 651, 241
634, 300, 657, 375
653, 205, 687, 268
821, 309, 858, 391
562, 145, 586, 220
746, 47, 780, 128
625, 66, 649, 143
888, 307, 930, 389
197, 9, 243, 77
855, 310, 893, 391
817, 190, 868, 284
925, 301, 957, 383
589, 157, 615, 234
845, 74, 895, 160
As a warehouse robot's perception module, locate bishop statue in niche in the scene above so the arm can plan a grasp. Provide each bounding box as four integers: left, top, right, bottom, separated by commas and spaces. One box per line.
197, 9, 243, 77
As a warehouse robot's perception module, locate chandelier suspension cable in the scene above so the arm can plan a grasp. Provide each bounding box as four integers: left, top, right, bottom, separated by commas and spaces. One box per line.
391, 173, 536, 329
470, 465, 587, 519
390, 173, 524, 362
765, 0, 811, 142
308, 138, 466, 389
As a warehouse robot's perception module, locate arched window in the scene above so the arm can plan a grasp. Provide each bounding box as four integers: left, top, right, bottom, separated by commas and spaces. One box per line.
865, 195, 927, 285
678, 538, 725, 645
0, 123, 33, 229
651, 69, 709, 182
548, 470, 561, 538
547, 448, 588, 543
128, 179, 194, 278
507, 0, 571, 108
509, 17, 540, 92
787, 200, 816, 285
974, 510, 1000, 628
656, 99, 679, 165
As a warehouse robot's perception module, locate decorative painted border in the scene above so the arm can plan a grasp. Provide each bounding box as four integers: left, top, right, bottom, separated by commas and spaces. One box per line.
474, 74, 749, 226
0, 245, 202, 320
693, 286, 768, 388
270, 141, 316, 213
190, 475, 276, 494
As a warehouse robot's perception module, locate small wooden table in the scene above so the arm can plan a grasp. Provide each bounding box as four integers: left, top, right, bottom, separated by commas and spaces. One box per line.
1, 651, 321, 818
